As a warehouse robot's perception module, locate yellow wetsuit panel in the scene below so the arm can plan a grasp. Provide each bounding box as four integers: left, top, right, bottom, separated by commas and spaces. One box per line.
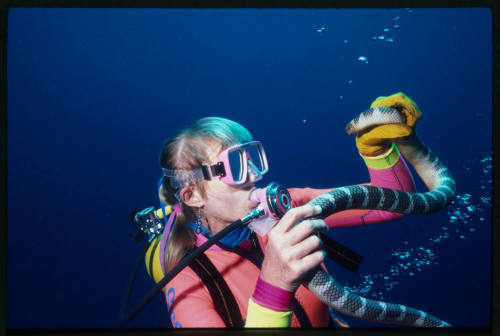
245, 298, 293, 328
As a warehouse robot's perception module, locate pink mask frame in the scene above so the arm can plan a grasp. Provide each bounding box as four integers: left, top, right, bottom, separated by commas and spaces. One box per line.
212, 141, 269, 185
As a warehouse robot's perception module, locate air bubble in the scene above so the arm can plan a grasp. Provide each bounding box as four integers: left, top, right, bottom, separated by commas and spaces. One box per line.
357, 56, 369, 64
481, 197, 491, 204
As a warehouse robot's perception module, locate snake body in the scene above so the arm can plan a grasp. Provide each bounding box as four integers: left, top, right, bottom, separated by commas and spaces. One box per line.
305, 107, 455, 327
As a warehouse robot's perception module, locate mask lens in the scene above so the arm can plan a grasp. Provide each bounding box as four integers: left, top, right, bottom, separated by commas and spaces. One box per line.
228, 150, 244, 183
246, 145, 265, 173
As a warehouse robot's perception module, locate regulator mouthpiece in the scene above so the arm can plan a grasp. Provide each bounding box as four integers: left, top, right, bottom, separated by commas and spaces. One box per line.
248, 182, 291, 236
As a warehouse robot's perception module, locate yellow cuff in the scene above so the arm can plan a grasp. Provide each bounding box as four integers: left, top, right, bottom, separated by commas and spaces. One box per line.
245, 298, 292, 328
360, 143, 401, 170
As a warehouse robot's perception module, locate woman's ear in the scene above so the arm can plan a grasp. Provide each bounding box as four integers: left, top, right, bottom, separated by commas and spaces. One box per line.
180, 185, 205, 208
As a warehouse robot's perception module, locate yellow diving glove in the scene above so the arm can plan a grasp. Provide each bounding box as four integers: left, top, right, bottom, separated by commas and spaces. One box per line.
356, 92, 422, 156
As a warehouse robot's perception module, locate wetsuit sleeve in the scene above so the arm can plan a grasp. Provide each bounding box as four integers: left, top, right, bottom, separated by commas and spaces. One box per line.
165, 270, 226, 328
289, 144, 416, 228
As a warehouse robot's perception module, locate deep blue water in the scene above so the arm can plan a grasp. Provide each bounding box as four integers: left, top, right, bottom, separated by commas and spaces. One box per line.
7, 8, 492, 329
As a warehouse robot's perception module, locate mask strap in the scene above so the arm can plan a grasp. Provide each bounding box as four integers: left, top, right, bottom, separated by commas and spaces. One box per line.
159, 203, 182, 275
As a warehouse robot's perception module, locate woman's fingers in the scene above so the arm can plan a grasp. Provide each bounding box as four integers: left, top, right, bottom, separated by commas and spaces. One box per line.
284, 234, 324, 261
284, 246, 326, 281
271, 206, 311, 234
299, 250, 326, 272
286, 219, 328, 245
261, 205, 327, 292
272, 204, 322, 235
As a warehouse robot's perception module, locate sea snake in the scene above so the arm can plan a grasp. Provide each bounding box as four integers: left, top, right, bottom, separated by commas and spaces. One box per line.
305, 107, 456, 327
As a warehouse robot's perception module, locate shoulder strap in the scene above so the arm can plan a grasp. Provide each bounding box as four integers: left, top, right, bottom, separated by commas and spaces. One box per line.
188, 252, 244, 328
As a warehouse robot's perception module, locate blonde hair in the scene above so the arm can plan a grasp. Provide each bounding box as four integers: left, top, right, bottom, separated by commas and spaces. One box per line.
159, 117, 253, 272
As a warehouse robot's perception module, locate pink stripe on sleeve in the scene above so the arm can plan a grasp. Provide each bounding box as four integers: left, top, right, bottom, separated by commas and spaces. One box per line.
251, 276, 293, 312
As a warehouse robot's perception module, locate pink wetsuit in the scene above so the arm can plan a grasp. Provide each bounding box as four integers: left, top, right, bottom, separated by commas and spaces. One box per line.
165, 156, 416, 328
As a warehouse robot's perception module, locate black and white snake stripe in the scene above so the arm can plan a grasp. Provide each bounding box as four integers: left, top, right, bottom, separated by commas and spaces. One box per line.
305, 107, 455, 327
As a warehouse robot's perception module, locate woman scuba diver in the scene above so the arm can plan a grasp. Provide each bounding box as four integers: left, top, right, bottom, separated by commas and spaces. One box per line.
132, 93, 453, 328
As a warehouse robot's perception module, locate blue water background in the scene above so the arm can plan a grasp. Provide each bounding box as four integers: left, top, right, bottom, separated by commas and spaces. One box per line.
7, 8, 492, 328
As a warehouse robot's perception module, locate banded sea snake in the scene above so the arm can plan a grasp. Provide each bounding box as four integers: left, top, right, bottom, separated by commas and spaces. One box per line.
305, 107, 456, 327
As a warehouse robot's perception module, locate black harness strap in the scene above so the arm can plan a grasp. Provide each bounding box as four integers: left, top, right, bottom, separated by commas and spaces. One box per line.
187, 252, 244, 328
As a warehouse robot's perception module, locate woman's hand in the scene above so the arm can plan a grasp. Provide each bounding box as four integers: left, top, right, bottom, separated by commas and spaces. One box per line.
370, 92, 421, 128
356, 92, 422, 155
260, 205, 328, 292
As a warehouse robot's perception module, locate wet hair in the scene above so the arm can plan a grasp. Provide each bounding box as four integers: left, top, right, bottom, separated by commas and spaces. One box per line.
159, 117, 253, 272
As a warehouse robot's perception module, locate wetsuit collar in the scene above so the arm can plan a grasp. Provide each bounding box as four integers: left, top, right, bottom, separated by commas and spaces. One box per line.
187, 221, 251, 248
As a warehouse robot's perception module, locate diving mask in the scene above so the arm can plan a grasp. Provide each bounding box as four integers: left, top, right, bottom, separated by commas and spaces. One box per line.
162, 141, 269, 188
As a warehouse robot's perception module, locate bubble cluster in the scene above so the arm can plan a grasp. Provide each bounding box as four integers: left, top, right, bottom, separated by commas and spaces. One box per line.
342, 155, 492, 300
371, 14, 404, 43
330, 10, 411, 100
344, 246, 439, 300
